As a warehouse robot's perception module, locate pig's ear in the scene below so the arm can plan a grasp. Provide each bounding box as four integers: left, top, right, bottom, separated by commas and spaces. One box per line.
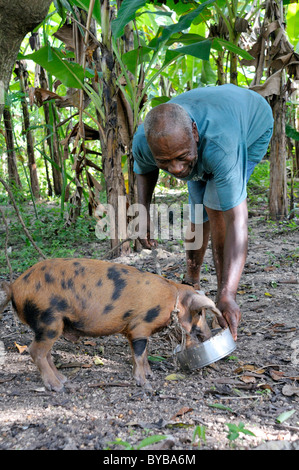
189, 292, 223, 319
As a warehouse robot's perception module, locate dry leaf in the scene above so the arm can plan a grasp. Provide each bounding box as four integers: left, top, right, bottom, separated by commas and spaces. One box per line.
59, 361, 91, 369
234, 364, 255, 374
32, 87, 63, 107
259, 383, 274, 392
253, 367, 266, 374
165, 373, 185, 381
269, 369, 285, 381
250, 70, 282, 97
84, 340, 97, 347
241, 375, 256, 384
170, 407, 193, 420
14, 342, 27, 354
282, 384, 299, 397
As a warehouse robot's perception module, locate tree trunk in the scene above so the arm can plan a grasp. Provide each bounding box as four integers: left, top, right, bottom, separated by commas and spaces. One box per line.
18, 61, 40, 199
269, 74, 287, 219
296, 107, 299, 177
3, 105, 22, 188
295, 140, 299, 178
230, 52, 238, 85
100, 0, 129, 256
0, 0, 52, 120
267, 0, 288, 219
216, 52, 226, 85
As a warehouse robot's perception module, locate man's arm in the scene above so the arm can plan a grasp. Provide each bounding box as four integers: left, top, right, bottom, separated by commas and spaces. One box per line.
220, 199, 248, 298
206, 199, 248, 339
136, 169, 159, 248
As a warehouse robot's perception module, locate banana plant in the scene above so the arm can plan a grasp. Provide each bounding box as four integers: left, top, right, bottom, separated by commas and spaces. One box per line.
16, 0, 255, 251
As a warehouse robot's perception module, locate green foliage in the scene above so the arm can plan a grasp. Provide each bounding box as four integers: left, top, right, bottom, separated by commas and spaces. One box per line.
208, 403, 234, 413
192, 425, 206, 448
0, 0, 298, 267
0, 199, 103, 276
18, 45, 94, 89
276, 409, 296, 424
112, 0, 148, 38
225, 422, 255, 441
105, 434, 167, 450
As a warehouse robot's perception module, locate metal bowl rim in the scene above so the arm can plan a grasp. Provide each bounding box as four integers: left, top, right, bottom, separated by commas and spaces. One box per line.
175, 327, 236, 368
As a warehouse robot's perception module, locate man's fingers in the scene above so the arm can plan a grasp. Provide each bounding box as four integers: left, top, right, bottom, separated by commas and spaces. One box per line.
217, 315, 228, 330
222, 311, 241, 341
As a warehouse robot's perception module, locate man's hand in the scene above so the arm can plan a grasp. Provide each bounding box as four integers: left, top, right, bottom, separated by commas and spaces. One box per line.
216, 294, 241, 341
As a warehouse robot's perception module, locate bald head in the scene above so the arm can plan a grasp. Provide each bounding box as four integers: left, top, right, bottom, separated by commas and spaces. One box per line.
143, 103, 193, 143
142, 102, 199, 179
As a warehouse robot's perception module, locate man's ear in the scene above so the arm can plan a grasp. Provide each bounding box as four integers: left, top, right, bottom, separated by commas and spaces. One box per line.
192, 122, 199, 142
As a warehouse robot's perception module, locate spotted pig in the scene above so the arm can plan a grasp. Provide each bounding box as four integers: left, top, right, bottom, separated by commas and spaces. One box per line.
0, 258, 224, 391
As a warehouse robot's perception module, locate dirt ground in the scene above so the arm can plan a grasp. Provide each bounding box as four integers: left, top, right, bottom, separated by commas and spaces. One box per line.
0, 208, 298, 451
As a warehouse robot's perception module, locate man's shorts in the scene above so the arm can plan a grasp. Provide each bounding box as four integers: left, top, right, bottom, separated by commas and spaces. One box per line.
188, 127, 273, 224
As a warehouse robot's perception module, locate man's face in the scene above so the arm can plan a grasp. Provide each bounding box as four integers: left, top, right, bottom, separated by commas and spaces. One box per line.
148, 122, 199, 179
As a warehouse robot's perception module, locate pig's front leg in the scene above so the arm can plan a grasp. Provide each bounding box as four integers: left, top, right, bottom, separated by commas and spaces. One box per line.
129, 338, 153, 389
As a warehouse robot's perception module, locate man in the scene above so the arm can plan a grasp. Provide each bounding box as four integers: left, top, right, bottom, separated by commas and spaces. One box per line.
132, 84, 273, 340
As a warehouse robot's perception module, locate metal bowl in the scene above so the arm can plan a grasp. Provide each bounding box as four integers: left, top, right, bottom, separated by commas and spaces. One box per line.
175, 328, 236, 371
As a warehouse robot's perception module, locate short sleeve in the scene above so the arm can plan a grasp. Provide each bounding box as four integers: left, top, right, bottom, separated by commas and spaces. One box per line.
203, 141, 247, 211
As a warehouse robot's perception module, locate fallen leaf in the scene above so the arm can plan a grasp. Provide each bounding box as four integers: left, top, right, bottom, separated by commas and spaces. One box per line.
282, 384, 299, 397
89, 381, 130, 388
234, 364, 255, 374
276, 409, 296, 424
240, 375, 256, 384
0, 376, 16, 384
14, 342, 27, 354
264, 292, 272, 297
253, 367, 267, 374
93, 356, 104, 366
58, 361, 91, 369
208, 403, 234, 413
84, 340, 96, 347
264, 266, 276, 272
32, 387, 46, 393
259, 383, 274, 392
170, 407, 193, 420
165, 373, 185, 381
269, 369, 285, 381
148, 355, 167, 362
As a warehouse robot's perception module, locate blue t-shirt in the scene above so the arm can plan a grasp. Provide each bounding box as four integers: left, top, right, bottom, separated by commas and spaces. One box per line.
132, 84, 273, 211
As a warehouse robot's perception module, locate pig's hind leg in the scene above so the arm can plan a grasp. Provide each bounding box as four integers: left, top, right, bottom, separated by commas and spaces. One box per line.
29, 339, 64, 392
47, 350, 67, 385
28, 319, 66, 392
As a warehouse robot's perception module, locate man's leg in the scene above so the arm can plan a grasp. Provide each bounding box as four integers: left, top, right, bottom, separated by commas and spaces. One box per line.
184, 220, 210, 288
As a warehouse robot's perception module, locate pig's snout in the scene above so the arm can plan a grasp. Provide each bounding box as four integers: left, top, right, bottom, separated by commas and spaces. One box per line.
186, 292, 224, 344
192, 324, 212, 342
191, 310, 212, 342
185, 308, 212, 348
